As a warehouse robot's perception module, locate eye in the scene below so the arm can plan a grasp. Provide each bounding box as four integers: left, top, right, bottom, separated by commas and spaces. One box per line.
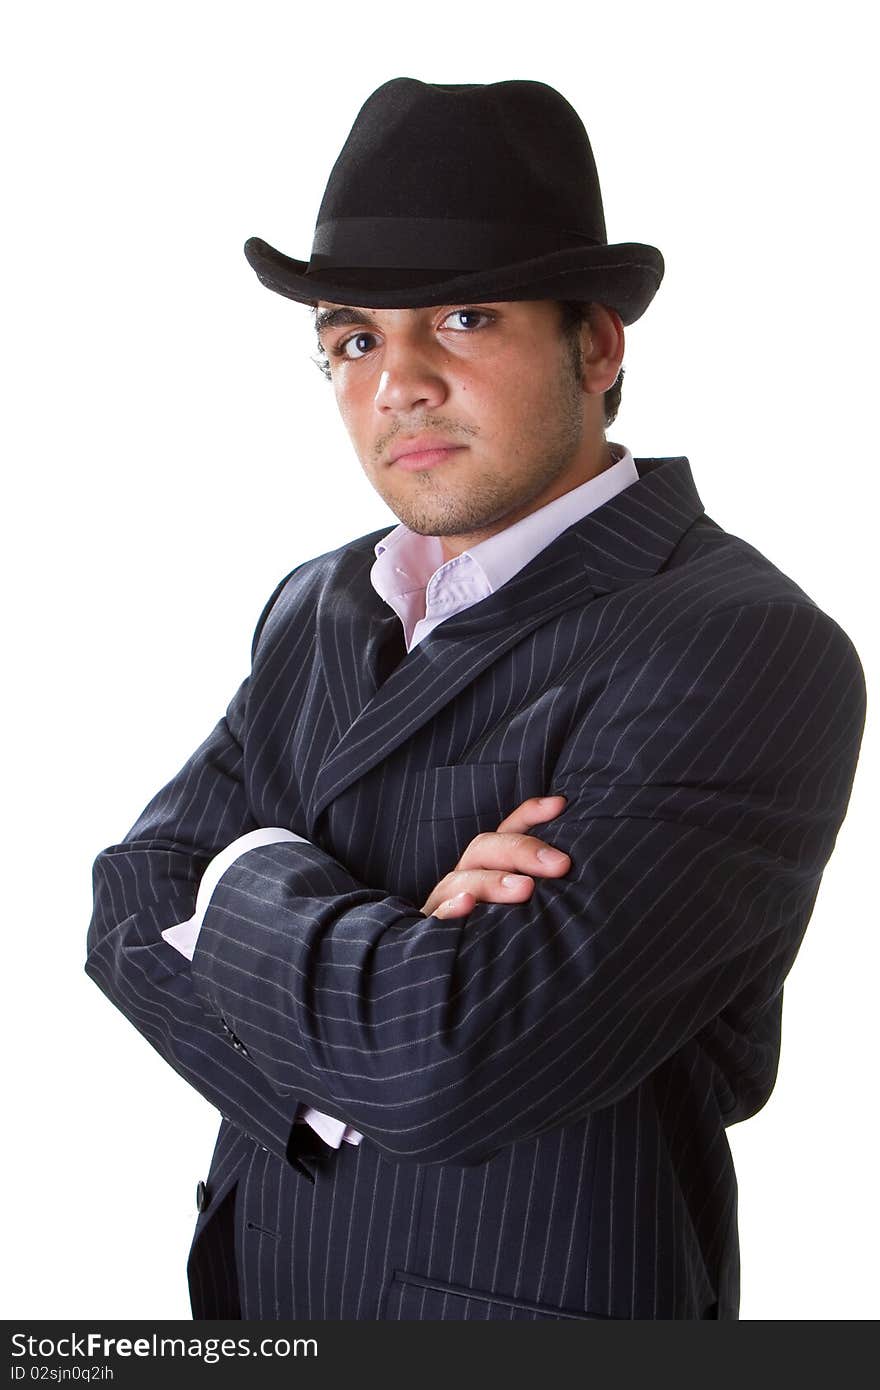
326, 307, 492, 363
334, 331, 378, 360
441, 308, 492, 331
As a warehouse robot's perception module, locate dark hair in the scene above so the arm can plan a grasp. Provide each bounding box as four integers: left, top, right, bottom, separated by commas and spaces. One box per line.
310, 300, 624, 427
557, 301, 624, 428
311, 315, 332, 382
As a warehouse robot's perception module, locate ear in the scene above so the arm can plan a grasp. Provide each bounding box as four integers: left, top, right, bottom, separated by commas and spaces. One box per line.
579, 304, 625, 397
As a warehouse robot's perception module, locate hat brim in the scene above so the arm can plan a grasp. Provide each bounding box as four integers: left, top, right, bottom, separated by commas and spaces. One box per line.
243, 236, 664, 326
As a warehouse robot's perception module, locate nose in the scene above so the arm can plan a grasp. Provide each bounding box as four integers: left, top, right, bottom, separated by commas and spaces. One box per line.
373, 339, 449, 416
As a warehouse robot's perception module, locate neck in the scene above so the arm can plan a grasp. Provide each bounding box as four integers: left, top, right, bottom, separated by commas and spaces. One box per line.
437, 439, 615, 563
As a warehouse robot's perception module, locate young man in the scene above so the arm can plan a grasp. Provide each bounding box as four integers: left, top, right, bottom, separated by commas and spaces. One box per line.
86, 78, 866, 1320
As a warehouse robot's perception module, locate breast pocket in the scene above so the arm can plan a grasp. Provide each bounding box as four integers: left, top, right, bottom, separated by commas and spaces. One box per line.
391, 760, 520, 904
382, 1270, 612, 1320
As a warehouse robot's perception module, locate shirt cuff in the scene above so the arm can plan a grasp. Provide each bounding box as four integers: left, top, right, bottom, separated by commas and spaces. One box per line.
163, 827, 364, 1146
161, 826, 309, 961
295, 1106, 364, 1147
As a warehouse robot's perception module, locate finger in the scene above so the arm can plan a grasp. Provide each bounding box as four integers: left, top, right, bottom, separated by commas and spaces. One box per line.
422, 871, 531, 917
424, 870, 536, 919
429, 890, 475, 919
495, 794, 567, 836
456, 830, 570, 877
420, 871, 464, 918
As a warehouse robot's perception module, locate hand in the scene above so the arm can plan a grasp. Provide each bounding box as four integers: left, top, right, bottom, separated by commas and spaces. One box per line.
420, 794, 570, 920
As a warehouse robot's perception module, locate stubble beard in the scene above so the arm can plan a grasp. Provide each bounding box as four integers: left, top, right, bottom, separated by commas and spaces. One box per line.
374, 347, 586, 538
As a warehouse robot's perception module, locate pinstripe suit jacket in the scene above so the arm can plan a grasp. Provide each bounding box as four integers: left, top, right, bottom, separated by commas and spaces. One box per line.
86, 454, 866, 1321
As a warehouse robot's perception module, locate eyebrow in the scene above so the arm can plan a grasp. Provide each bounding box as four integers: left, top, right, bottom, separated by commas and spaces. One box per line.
314, 306, 382, 339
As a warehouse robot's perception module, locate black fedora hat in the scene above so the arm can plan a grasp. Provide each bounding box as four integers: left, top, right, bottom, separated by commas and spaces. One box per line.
244, 78, 664, 325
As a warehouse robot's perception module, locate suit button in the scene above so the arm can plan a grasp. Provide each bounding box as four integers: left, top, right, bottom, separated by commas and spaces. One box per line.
196, 1180, 209, 1213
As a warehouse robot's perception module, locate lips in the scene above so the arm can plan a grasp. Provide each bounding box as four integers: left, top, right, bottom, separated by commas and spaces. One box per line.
392, 436, 458, 464
393, 447, 465, 472
388, 437, 466, 471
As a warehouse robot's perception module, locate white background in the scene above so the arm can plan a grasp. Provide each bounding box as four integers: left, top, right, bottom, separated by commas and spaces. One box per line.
2, 0, 876, 1321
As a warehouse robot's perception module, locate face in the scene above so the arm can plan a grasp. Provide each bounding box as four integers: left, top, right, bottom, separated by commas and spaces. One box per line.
315, 299, 623, 559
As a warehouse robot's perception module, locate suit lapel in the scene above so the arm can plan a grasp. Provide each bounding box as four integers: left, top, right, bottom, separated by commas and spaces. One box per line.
315, 544, 407, 740
308, 456, 704, 828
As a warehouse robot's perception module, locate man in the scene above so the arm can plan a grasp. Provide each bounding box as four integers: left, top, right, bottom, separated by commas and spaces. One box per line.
86, 78, 866, 1321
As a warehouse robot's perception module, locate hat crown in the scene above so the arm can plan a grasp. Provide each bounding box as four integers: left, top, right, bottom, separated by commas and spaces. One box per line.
314, 78, 608, 246
242, 75, 663, 324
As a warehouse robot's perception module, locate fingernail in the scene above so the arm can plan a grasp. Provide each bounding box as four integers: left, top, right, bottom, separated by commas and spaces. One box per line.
502, 874, 529, 887
541, 794, 567, 803
538, 848, 567, 863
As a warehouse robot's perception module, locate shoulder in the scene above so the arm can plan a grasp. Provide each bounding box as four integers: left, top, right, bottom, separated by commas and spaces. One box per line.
647, 512, 862, 671
248, 524, 392, 659
568, 507, 865, 743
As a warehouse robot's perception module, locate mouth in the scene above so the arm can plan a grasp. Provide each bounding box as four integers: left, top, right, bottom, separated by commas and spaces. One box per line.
391, 445, 467, 472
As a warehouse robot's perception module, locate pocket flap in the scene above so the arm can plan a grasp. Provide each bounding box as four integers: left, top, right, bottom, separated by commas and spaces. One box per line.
383, 1268, 611, 1320
413, 760, 520, 823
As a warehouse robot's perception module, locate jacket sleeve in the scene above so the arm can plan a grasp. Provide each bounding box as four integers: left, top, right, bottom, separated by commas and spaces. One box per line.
189, 598, 867, 1166
85, 574, 305, 1166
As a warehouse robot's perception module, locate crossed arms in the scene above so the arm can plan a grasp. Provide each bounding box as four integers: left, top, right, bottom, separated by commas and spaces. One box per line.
86, 596, 866, 1167
158, 796, 574, 1147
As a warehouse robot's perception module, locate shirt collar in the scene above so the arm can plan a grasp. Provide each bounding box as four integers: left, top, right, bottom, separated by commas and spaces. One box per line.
372, 443, 637, 602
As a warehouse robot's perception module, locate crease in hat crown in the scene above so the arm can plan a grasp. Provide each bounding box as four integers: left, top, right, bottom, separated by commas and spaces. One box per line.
243, 77, 664, 325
